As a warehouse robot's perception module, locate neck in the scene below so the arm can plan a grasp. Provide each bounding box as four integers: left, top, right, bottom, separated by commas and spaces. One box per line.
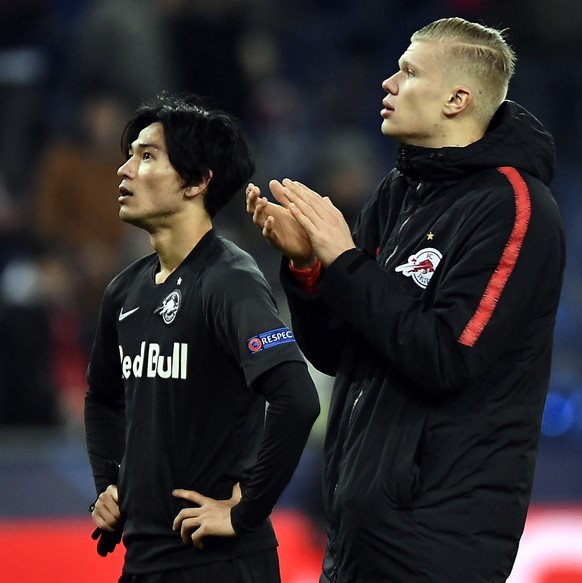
403, 115, 486, 149
150, 214, 212, 284
436, 118, 486, 148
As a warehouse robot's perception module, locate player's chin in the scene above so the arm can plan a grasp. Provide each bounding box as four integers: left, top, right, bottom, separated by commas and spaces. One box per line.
119, 207, 142, 227
382, 123, 408, 144
380, 119, 396, 137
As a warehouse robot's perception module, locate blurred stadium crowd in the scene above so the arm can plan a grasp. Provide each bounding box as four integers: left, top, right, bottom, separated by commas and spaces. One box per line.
0, 0, 581, 551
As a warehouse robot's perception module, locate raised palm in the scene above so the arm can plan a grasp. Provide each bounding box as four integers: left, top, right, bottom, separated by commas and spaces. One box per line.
247, 181, 314, 265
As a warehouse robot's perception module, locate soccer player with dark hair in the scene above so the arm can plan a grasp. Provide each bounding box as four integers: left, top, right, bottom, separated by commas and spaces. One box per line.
85, 92, 320, 582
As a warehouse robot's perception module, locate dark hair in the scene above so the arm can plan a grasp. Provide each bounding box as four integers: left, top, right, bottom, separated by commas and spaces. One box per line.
120, 92, 255, 217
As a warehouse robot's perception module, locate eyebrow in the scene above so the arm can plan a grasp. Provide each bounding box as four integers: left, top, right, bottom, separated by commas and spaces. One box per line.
398, 58, 415, 71
129, 141, 162, 152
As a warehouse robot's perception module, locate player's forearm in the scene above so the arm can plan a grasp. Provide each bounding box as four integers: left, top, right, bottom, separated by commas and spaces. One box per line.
231, 362, 319, 532
84, 389, 126, 494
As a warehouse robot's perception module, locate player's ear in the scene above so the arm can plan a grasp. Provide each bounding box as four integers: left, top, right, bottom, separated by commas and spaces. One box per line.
444, 86, 472, 116
185, 170, 213, 199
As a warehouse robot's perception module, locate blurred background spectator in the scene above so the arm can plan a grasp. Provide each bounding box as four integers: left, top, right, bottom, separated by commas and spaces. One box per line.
1, 1, 581, 580
0, 172, 59, 426
0, 0, 55, 198
67, 0, 174, 111
32, 91, 150, 424
34, 93, 148, 353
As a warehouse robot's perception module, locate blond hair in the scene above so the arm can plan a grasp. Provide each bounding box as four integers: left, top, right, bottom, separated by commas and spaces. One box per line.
412, 17, 516, 126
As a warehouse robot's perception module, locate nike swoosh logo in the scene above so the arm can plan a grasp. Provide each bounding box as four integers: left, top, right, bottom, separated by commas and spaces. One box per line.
119, 306, 140, 321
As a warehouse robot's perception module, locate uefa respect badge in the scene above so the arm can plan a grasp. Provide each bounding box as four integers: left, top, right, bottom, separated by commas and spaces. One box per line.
247, 326, 295, 353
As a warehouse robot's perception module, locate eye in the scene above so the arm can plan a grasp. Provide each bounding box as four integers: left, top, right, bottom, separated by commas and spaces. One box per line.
406, 68, 415, 78
142, 152, 152, 160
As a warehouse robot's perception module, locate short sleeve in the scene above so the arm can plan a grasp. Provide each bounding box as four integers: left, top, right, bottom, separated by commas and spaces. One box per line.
202, 261, 305, 386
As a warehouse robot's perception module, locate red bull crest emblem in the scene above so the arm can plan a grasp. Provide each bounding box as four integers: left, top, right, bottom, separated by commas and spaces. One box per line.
155, 289, 182, 324
395, 247, 442, 289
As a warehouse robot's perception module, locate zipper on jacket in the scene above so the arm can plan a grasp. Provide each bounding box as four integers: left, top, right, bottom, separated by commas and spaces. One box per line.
384, 182, 422, 267
331, 388, 363, 501
385, 215, 412, 266
336, 387, 363, 474
329, 387, 364, 581
348, 388, 363, 428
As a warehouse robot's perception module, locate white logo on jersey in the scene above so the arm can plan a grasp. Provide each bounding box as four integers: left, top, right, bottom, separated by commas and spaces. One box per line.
395, 247, 442, 289
155, 290, 181, 324
119, 342, 188, 379
119, 306, 140, 321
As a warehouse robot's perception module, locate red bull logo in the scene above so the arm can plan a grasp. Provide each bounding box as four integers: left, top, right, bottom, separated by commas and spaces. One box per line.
119, 341, 188, 379
395, 247, 442, 289
155, 289, 181, 324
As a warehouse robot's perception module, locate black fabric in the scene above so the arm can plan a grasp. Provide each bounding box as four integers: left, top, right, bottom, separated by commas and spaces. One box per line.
92, 526, 123, 557
281, 101, 565, 582
118, 548, 281, 583
85, 230, 318, 574
231, 361, 319, 534
90, 460, 122, 557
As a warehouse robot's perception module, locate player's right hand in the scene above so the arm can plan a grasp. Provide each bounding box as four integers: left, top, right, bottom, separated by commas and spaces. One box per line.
246, 182, 315, 267
90, 484, 123, 557
91, 484, 122, 532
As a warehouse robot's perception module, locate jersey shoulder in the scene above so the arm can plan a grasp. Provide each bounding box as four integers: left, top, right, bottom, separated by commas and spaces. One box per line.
201, 236, 268, 289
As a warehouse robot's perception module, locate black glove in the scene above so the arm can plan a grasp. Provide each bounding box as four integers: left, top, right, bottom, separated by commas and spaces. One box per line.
91, 526, 123, 557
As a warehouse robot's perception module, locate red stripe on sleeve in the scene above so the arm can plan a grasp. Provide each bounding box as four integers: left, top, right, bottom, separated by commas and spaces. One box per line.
457, 166, 532, 347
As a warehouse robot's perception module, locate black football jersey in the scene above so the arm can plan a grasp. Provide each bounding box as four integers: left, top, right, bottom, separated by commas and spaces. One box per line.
87, 230, 306, 573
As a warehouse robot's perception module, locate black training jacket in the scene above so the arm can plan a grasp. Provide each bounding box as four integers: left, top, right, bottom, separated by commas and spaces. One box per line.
281, 101, 565, 583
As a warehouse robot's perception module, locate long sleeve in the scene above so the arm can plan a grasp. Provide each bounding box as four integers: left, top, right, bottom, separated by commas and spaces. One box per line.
85, 384, 125, 495
84, 286, 126, 495
279, 259, 346, 377
230, 361, 319, 533
317, 168, 565, 395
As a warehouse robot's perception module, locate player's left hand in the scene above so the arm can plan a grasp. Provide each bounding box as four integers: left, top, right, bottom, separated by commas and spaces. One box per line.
171, 483, 241, 549
276, 178, 356, 267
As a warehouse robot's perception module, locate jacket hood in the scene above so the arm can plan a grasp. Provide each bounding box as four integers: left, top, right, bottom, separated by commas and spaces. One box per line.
396, 101, 556, 185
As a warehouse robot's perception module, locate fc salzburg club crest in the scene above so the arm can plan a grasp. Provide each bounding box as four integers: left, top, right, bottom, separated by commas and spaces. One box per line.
155, 289, 182, 324
395, 247, 442, 289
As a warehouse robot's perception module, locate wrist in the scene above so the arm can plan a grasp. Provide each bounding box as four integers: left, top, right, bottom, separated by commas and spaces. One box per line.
290, 257, 318, 270
288, 259, 321, 297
